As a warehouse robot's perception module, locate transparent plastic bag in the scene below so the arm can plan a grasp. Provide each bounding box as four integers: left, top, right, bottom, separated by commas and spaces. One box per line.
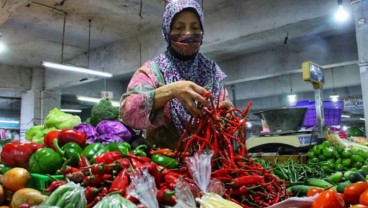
185, 150, 214, 192
127, 169, 159, 208
173, 178, 196, 208
206, 178, 225, 196
40, 181, 86, 207
93, 193, 137, 208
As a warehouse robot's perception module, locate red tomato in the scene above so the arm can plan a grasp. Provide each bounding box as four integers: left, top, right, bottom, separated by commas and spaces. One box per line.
307, 187, 324, 197
350, 205, 368, 208
344, 182, 368, 205
312, 189, 345, 208
359, 188, 368, 205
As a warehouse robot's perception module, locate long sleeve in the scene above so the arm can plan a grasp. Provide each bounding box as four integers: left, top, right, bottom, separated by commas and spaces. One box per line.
120, 61, 169, 129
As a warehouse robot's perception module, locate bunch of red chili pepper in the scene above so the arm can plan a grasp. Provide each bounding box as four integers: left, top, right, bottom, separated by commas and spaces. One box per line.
176, 93, 288, 207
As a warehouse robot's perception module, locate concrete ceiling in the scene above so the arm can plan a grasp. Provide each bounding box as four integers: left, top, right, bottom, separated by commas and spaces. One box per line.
0, 0, 362, 124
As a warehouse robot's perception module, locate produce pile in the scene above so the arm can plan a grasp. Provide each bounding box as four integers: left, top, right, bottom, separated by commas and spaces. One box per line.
1, 97, 368, 208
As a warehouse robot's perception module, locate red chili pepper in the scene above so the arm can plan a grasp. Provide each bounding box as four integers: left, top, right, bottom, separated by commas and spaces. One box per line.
84, 186, 101, 202
58, 129, 87, 148
128, 152, 151, 163
150, 148, 175, 157
124, 194, 139, 204
95, 151, 122, 164
59, 165, 81, 175
87, 196, 101, 208
137, 162, 161, 189
43, 130, 60, 149
227, 175, 264, 187
109, 169, 130, 195
0, 141, 43, 169
157, 188, 176, 206
115, 158, 131, 168
43, 180, 67, 194
79, 154, 91, 168
83, 174, 103, 187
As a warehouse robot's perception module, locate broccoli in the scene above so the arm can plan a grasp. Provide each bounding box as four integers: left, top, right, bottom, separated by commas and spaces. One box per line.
90, 99, 119, 126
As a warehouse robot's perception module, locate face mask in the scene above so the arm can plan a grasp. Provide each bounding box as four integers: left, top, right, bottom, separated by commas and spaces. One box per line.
169, 34, 202, 57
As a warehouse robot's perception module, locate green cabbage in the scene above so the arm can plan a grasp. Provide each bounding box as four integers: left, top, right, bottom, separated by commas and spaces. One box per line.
25, 125, 44, 141
44, 108, 81, 129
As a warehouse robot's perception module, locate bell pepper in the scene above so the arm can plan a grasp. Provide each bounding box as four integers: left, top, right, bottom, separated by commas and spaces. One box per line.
0, 141, 43, 169
95, 151, 122, 164
43, 130, 60, 149
104, 142, 130, 155
54, 140, 83, 167
1, 141, 42, 169
81, 142, 106, 163
29, 147, 63, 174
109, 169, 130, 195
58, 129, 87, 148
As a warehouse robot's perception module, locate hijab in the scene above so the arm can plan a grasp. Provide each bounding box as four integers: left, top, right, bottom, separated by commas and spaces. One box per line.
153, 0, 226, 135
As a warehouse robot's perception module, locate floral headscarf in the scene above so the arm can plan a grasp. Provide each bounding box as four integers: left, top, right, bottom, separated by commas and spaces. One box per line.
153, 0, 226, 134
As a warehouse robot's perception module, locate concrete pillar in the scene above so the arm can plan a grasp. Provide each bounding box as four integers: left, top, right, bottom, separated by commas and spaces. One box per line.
351, 0, 368, 136
20, 68, 61, 142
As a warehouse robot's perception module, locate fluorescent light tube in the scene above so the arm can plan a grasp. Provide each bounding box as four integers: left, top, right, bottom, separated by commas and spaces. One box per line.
42, 61, 113, 77
77, 96, 120, 107
360, 118, 366, 121
341, 114, 350, 118
60, 109, 82, 113
0, 120, 19, 124
330, 94, 339, 102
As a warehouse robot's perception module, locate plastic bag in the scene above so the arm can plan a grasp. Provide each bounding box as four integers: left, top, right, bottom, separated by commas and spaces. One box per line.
127, 169, 159, 208
196, 192, 242, 208
40, 181, 87, 207
206, 178, 225, 196
185, 149, 214, 192
93, 193, 137, 208
173, 179, 196, 208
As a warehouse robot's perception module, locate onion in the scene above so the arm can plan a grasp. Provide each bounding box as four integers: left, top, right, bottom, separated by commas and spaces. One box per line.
10, 188, 47, 208
3, 168, 30, 192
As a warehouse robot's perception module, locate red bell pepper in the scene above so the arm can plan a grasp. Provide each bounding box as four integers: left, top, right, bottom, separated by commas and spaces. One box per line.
58, 129, 87, 148
0, 141, 42, 169
43, 130, 60, 149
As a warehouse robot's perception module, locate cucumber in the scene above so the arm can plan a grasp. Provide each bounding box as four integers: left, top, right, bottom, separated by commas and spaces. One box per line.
357, 169, 368, 177
327, 172, 343, 185
336, 181, 352, 193
289, 185, 316, 197
348, 172, 366, 183
306, 178, 333, 189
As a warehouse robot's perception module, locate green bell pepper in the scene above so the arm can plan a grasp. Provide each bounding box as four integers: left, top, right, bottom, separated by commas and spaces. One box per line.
29, 147, 63, 174
54, 140, 82, 167
151, 154, 179, 169
81, 142, 106, 162
104, 142, 130, 155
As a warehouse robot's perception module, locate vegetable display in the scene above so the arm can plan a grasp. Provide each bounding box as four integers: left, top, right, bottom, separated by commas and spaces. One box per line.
28, 147, 63, 174
0, 142, 42, 169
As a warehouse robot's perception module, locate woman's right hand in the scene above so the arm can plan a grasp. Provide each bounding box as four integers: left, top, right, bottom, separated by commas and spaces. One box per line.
169, 81, 211, 116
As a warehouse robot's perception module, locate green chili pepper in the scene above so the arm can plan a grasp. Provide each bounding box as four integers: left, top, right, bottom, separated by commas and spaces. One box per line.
29, 147, 63, 174
104, 142, 130, 155
54, 140, 83, 167
133, 144, 147, 157
151, 154, 179, 169
81, 142, 106, 163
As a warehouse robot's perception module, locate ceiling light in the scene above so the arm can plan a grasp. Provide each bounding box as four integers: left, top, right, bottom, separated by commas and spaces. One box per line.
0, 120, 19, 124
77, 96, 119, 107
287, 94, 297, 105
0, 41, 6, 53
60, 109, 82, 113
330, 94, 339, 102
341, 114, 350, 118
334, 0, 349, 22
360, 118, 366, 121
42, 62, 113, 77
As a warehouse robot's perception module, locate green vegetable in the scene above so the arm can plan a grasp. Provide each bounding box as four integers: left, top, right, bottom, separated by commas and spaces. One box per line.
93, 193, 137, 208
25, 125, 57, 144
89, 99, 119, 126
81, 142, 106, 162
306, 178, 333, 189
25, 125, 44, 141
336, 181, 352, 193
289, 185, 316, 197
327, 172, 343, 184
104, 142, 130, 155
348, 171, 366, 183
54, 141, 83, 167
41, 185, 74, 206
151, 154, 179, 169
44, 108, 81, 129
132, 144, 147, 157
29, 147, 63, 174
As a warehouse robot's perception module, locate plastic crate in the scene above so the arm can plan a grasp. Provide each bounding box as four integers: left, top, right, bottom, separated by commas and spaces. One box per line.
292, 100, 343, 127
27, 173, 64, 194
0, 164, 10, 174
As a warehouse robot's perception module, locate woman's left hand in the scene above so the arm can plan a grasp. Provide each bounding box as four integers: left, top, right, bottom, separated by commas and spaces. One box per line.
218, 99, 234, 110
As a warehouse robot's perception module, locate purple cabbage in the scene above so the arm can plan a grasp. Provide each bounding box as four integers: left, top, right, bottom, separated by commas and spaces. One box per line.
96, 120, 133, 142
73, 123, 98, 141
94, 134, 128, 145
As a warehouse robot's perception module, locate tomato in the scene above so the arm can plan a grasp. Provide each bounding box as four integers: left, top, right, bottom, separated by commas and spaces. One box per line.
307, 187, 324, 197
312, 189, 345, 208
359, 188, 368, 205
350, 205, 368, 208
343, 182, 368, 205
